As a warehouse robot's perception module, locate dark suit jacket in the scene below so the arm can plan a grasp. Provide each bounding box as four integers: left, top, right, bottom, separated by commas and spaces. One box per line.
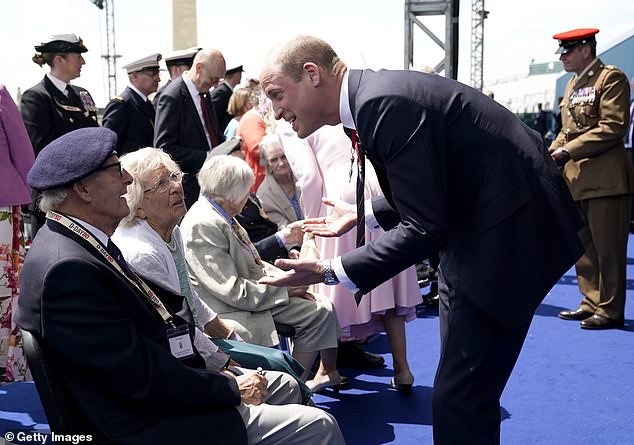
154, 77, 224, 207
16, 220, 246, 445
236, 193, 289, 262
343, 69, 584, 327
20, 76, 99, 156
210, 82, 233, 133
102, 86, 155, 155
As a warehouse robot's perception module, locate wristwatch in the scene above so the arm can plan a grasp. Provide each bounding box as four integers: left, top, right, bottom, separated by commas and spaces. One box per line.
323, 260, 340, 285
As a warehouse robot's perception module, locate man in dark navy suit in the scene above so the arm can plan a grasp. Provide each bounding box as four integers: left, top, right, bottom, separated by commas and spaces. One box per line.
259, 35, 584, 444
211, 63, 244, 133
154, 48, 226, 208
102, 53, 162, 155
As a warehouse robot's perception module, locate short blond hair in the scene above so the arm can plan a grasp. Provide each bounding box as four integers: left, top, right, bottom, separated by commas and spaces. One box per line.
269, 35, 346, 82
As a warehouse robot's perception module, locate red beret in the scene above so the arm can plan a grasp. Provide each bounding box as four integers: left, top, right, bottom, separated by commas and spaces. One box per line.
553, 28, 599, 54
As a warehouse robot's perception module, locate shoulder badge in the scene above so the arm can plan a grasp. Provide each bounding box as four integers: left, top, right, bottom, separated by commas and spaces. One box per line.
113, 96, 125, 102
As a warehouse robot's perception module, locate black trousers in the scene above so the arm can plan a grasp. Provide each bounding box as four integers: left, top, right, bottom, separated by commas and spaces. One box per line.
432, 275, 532, 445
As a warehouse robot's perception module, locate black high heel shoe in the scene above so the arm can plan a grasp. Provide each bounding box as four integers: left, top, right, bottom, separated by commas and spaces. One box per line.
307, 372, 349, 394
390, 371, 414, 395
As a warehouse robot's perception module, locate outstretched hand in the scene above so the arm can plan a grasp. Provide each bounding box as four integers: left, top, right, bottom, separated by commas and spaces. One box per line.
302, 198, 357, 237
258, 258, 324, 287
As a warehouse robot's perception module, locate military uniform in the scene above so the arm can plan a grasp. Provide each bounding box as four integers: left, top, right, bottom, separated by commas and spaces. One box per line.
102, 86, 155, 155
20, 76, 99, 156
551, 58, 633, 322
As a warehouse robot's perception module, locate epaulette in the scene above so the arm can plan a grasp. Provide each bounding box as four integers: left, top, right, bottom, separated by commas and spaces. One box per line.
112, 96, 125, 102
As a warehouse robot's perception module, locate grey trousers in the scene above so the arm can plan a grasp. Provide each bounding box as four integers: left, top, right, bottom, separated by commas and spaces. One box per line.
237, 368, 346, 445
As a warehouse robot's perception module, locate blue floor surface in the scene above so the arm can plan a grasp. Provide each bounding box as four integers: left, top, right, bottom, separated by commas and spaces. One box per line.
2, 242, 634, 444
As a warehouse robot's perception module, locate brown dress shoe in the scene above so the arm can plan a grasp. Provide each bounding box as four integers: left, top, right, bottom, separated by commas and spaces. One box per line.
558, 308, 593, 320
580, 314, 624, 330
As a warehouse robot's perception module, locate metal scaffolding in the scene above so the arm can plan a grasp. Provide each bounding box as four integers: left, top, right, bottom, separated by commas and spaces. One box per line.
102, 0, 119, 98
404, 0, 460, 79
470, 0, 488, 91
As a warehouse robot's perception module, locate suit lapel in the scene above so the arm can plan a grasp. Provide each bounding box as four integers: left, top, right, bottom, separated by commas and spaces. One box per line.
126, 87, 155, 124
43, 76, 81, 110
179, 79, 209, 150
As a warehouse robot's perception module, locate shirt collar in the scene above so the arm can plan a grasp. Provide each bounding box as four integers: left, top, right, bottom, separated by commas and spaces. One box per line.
577, 58, 599, 80
67, 216, 109, 246
339, 69, 355, 130
182, 71, 202, 99
46, 73, 68, 95
205, 195, 233, 224
128, 84, 148, 101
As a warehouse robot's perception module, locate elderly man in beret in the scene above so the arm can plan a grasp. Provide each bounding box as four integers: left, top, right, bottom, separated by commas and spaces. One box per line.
16, 127, 345, 445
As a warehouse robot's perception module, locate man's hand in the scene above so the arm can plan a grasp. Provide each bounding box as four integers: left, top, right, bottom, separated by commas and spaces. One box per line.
302, 198, 356, 237
258, 258, 324, 287
234, 372, 268, 405
551, 148, 571, 167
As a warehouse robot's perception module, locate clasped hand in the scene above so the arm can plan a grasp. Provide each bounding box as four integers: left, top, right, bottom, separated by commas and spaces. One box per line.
233, 372, 268, 405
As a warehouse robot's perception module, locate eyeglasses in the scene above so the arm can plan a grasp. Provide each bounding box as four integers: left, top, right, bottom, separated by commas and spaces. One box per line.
93, 161, 122, 177
144, 172, 183, 194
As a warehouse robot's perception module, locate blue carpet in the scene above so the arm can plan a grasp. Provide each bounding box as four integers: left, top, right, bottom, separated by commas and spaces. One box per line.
3, 240, 634, 444
313, 248, 634, 444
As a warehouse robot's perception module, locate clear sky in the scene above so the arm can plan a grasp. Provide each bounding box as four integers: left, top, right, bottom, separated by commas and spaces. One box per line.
3, 0, 633, 106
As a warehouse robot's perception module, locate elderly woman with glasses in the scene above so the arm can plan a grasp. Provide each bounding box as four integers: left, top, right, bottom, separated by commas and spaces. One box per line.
112, 147, 312, 403
180, 155, 345, 392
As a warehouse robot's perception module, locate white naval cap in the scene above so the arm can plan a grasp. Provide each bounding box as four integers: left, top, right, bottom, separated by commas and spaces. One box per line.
35, 34, 88, 53
163, 47, 201, 67
122, 53, 162, 74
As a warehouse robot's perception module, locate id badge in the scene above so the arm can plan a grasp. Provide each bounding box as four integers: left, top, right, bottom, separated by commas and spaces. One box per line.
166, 324, 195, 359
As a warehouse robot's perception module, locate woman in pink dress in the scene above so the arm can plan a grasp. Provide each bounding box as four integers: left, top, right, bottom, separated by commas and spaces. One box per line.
279, 122, 420, 392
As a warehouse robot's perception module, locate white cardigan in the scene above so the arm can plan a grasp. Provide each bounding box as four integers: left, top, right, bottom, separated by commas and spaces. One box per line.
113, 219, 223, 361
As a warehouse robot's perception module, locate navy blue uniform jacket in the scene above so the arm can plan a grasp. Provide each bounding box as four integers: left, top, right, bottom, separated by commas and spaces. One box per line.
102, 86, 155, 155
343, 69, 584, 327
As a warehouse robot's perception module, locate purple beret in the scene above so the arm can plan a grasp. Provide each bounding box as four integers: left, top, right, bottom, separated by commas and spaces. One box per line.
27, 127, 118, 190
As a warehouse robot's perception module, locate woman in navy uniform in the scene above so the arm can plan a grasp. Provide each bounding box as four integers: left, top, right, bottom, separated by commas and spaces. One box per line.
20, 34, 99, 236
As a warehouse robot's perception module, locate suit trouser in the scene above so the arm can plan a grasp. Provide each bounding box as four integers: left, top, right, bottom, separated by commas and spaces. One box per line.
433, 280, 531, 445
236, 369, 345, 445
576, 194, 630, 321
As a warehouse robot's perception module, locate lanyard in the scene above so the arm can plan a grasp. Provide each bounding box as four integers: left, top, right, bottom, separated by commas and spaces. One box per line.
46, 211, 175, 326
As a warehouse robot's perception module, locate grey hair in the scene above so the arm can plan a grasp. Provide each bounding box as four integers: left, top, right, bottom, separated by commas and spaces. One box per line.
258, 133, 283, 168
119, 147, 182, 225
38, 187, 69, 213
198, 155, 254, 206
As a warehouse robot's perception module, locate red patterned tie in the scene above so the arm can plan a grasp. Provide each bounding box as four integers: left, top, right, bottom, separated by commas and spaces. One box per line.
351, 129, 365, 305
200, 93, 219, 148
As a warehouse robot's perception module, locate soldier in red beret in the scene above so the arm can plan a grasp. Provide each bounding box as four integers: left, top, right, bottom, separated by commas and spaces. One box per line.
550, 28, 633, 329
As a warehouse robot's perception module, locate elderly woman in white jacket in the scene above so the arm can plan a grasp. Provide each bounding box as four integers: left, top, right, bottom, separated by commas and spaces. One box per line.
112, 147, 312, 403
180, 155, 345, 392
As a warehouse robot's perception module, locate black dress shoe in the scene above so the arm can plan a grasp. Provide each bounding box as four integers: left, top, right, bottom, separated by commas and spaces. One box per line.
337, 342, 385, 368
558, 308, 593, 320
580, 314, 624, 330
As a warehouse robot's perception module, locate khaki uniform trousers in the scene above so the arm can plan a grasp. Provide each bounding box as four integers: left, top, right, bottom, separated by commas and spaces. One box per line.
576, 194, 630, 321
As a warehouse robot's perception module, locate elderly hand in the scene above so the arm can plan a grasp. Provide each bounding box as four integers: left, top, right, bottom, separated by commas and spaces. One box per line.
287, 285, 311, 297
234, 372, 268, 405
303, 198, 357, 237
281, 225, 304, 246
258, 258, 324, 287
